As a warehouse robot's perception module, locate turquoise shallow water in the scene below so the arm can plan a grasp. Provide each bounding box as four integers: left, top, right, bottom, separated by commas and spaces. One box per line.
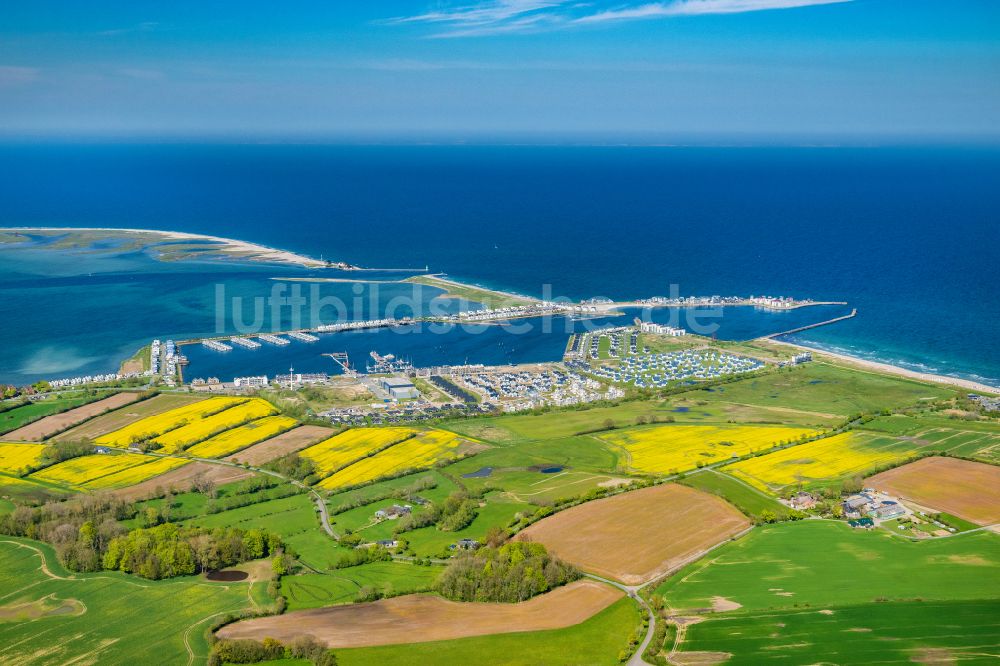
0, 145, 997, 386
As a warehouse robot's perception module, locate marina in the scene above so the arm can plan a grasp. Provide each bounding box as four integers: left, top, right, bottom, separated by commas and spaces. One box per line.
230, 336, 262, 349
175, 304, 857, 385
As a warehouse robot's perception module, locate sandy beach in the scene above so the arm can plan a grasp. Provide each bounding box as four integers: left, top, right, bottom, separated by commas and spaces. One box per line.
1, 226, 335, 269
764, 338, 1000, 395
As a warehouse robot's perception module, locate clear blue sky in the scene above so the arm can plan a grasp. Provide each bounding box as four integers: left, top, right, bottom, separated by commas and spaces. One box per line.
1, 1, 998, 142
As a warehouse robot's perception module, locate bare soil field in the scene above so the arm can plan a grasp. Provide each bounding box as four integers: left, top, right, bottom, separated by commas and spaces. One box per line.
517, 484, 750, 585
4, 392, 142, 441
52, 393, 206, 442
223, 425, 333, 465
868, 456, 1000, 525
217, 579, 621, 647
110, 461, 255, 500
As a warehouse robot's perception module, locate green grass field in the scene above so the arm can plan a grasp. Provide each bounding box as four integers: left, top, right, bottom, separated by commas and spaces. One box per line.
656, 521, 1000, 612
445, 402, 676, 442
0, 537, 253, 665
441, 434, 624, 502
0, 394, 99, 435
0, 470, 73, 503
676, 599, 1000, 665
678, 470, 795, 521
281, 561, 443, 610
690, 363, 955, 419
334, 596, 642, 666
858, 414, 1000, 463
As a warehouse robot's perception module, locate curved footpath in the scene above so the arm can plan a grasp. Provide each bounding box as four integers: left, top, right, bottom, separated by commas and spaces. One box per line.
584, 573, 655, 666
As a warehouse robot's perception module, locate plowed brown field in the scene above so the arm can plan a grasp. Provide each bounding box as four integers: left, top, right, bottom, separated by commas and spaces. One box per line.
868, 456, 1000, 525
217, 579, 622, 647
223, 425, 333, 465
517, 483, 750, 585
5, 392, 141, 441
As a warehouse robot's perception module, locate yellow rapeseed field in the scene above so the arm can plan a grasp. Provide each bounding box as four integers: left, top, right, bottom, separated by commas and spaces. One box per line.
724, 431, 917, 492
318, 429, 466, 491
151, 398, 277, 452
186, 415, 298, 458
95, 396, 246, 447
598, 424, 819, 475
301, 427, 416, 476
81, 456, 189, 490
30, 453, 152, 488
0, 443, 49, 474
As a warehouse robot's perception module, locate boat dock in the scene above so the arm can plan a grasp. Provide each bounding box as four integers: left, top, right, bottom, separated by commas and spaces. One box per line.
202, 339, 233, 352
288, 331, 319, 342
259, 334, 290, 346
760, 308, 858, 340
230, 336, 261, 349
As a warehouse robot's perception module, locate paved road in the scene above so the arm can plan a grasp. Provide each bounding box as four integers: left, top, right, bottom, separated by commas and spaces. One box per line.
584, 574, 655, 666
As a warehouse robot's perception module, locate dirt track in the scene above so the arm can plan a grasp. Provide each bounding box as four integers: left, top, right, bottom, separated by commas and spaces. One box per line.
517, 483, 750, 585
5, 392, 141, 441
217, 579, 622, 648
868, 456, 1000, 525
223, 425, 332, 465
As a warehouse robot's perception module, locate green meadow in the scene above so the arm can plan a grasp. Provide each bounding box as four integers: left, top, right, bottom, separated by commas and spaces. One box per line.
857, 414, 1000, 463
281, 561, 443, 610
677, 600, 1000, 665
656, 520, 1000, 612
688, 362, 955, 418
442, 434, 623, 502
678, 469, 794, 521
0, 537, 253, 665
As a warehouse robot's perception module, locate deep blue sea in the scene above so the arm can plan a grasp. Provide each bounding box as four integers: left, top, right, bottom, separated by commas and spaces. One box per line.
0, 145, 997, 386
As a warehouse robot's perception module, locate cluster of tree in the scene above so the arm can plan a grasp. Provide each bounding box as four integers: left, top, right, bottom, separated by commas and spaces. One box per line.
103, 523, 283, 579
0, 494, 135, 571
265, 452, 317, 483
210, 636, 335, 666
392, 489, 483, 535
437, 541, 579, 603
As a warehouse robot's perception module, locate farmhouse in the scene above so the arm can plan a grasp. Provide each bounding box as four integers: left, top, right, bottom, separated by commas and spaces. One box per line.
375, 504, 412, 520
790, 491, 816, 510
451, 538, 480, 550
875, 503, 906, 520
842, 494, 870, 517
